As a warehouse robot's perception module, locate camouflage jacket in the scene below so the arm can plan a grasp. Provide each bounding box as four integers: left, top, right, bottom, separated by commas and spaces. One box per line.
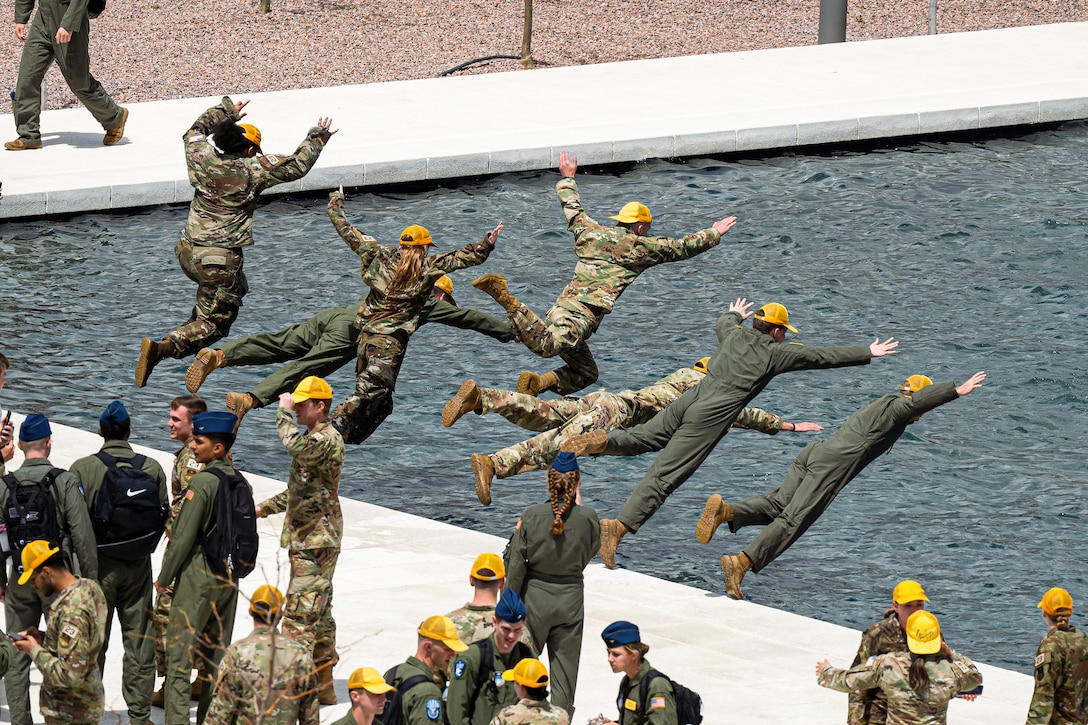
489, 698, 571, 725
818, 650, 982, 725
30, 577, 107, 712
554, 178, 721, 313
183, 96, 331, 249
205, 625, 319, 725
1027, 625, 1088, 725
171, 439, 202, 522
327, 191, 495, 335
259, 412, 345, 551
848, 610, 909, 725
446, 603, 536, 651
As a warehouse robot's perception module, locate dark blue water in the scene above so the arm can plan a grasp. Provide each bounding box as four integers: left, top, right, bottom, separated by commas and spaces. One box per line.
2, 122, 1086, 674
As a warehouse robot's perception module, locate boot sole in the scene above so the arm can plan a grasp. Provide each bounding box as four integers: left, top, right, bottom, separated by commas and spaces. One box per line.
185, 348, 218, 393
470, 454, 493, 506
721, 555, 745, 600
599, 520, 620, 569
135, 337, 154, 388
561, 428, 608, 456
515, 370, 538, 395
471, 273, 506, 292
442, 379, 478, 427
696, 494, 724, 545
104, 107, 128, 145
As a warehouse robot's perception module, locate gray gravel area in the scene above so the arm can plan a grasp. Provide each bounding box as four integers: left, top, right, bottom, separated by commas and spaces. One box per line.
1, 0, 1086, 115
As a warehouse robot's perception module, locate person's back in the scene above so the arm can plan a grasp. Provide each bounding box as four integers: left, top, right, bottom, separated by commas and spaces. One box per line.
1027, 588, 1088, 725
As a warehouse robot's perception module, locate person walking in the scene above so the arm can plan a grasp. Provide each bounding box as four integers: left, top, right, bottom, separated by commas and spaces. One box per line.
1026, 587, 1088, 724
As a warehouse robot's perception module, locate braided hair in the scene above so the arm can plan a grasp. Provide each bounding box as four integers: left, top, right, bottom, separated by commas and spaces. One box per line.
546, 467, 579, 536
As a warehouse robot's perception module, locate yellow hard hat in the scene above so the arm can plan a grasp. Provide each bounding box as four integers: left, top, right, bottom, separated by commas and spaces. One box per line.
609, 202, 652, 224
1038, 587, 1074, 617
693, 357, 710, 374
899, 375, 933, 397
435, 275, 454, 295
905, 610, 942, 655
400, 225, 434, 246
754, 303, 798, 333
238, 123, 262, 149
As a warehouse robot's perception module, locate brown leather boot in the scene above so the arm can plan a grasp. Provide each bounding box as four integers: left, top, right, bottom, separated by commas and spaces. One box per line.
191, 675, 207, 700
472, 273, 521, 313
226, 392, 258, 432
721, 552, 752, 600
151, 684, 165, 708
598, 518, 628, 569
471, 454, 495, 506
695, 494, 733, 545
103, 106, 129, 145
185, 348, 227, 393
317, 663, 337, 705
561, 429, 608, 457
136, 337, 175, 388
443, 380, 481, 427
516, 370, 559, 396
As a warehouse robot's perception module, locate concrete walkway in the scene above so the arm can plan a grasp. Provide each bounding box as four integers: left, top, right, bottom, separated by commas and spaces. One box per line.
1, 22, 1086, 219
0, 413, 1035, 723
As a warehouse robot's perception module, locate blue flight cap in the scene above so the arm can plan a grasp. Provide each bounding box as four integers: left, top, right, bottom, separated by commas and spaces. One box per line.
601, 620, 641, 648
192, 411, 238, 436
100, 400, 130, 426
19, 413, 51, 442
551, 451, 579, 473
495, 588, 527, 623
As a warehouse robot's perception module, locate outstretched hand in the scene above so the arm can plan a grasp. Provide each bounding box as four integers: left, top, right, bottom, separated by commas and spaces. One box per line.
792, 422, 824, 433
869, 337, 899, 358
815, 659, 831, 676
316, 116, 338, 136
558, 150, 577, 178
487, 222, 503, 245
955, 371, 986, 397
234, 99, 249, 119
713, 216, 737, 235
729, 297, 755, 320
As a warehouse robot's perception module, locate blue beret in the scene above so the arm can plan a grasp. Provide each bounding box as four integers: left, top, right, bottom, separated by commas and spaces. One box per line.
601, 620, 641, 648
19, 414, 51, 442
192, 411, 238, 436
100, 400, 130, 426
551, 451, 579, 473
495, 588, 527, 623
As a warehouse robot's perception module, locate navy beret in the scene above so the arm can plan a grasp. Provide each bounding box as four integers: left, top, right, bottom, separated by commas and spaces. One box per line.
551, 451, 579, 473
601, 620, 641, 648
19, 414, 51, 442
192, 411, 237, 436
100, 400, 130, 426
495, 588, 527, 623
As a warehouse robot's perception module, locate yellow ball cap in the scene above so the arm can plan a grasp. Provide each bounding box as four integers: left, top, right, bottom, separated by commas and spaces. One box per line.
434, 275, 454, 295
899, 375, 933, 397
248, 584, 285, 617
18, 540, 59, 585
470, 552, 505, 581
347, 667, 395, 694
238, 123, 261, 149
693, 357, 710, 374
754, 302, 798, 333
418, 615, 468, 652
609, 202, 652, 224
293, 375, 333, 403
400, 225, 434, 246
502, 657, 549, 687
905, 610, 942, 655
892, 580, 929, 604
1038, 587, 1074, 617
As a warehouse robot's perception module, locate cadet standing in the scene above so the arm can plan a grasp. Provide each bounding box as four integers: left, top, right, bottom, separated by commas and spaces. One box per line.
2, 414, 98, 725
205, 584, 319, 725
597, 621, 675, 725
255, 375, 345, 705
389, 615, 468, 725
1026, 587, 1088, 724
446, 552, 537, 648
135, 97, 335, 386
489, 658, 570, 725
696, 371, 985, 599
6, 0, 127, 150
330, 667, 395, 725
564, 298, 897, 568
11, 540, 108, 725
504, 453, 599, 718
470, 149, 735, 397
69, 400, 168, 725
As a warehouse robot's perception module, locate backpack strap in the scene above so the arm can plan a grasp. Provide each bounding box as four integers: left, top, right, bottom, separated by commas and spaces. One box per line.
637, 668, 668, 716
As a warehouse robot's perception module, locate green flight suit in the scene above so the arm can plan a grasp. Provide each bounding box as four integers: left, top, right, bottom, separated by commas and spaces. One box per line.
2, 457, 98, 725
447, 635, 534, 725
69, 439, 168, 725
504, 502, 600, 718
605, 310, 872, 532
329, 709, 357, 725
613, 660, 676, 725
155, 457, 245, 725
12, 0, 123, 144
728, 381, 960, 572
391, 655, 446, 724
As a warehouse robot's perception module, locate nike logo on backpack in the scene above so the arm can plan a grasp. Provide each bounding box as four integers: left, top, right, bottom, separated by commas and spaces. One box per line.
126, 488, 147, 497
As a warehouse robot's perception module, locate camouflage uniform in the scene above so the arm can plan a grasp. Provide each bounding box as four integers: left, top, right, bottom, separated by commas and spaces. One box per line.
204, 624, 320, 725
818, 649, 982, 725
257, 410, 345, 672
1026, 625, 1088, 725
446, 603, 534, 651
612, 660, 675, 725
164, 96, 332, 357
848, 610, 908, 725
29, 577, 108, 725
325, 191, 495, 443
489, 698, 571, 725
391, 655, 447, 724
503, 178, 723, 395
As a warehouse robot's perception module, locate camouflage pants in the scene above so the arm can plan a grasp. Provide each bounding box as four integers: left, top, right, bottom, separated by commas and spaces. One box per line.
329, 331, 405, 444
509, 300, 600, 394
282, 548, 340, 669
40, 675, 105, 725
166, 238, 249, 358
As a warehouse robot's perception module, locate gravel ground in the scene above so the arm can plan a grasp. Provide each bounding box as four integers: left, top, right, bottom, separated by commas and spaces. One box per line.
0, 0, 1085, 115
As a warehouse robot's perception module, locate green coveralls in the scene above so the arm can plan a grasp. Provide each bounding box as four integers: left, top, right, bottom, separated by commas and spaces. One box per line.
504, 502, 600, 717
12, 0, 123, 143
447, 634, 532, 725
2, 457, 98, 725
614, 660, 676, 725
392, 655, 447, 725
69, 439, 169, 725
155, 458, 244, 725
605, 311, 872, 532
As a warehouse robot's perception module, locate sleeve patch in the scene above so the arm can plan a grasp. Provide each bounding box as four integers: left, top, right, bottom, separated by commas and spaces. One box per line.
954, 660, 971, 673
185, 489, 195, 500
453, 660, 466, 679
62, 623, 79, 638
1035, 653, 1047, 667
515, 518, 522, 531
188, 134, 204, 143
650, 696, 666, 709
312, 432, 324, 441
425, 698, 441, 720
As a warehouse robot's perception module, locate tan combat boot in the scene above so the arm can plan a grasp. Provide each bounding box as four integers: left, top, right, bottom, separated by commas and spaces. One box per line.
695, 494, 733, 545
472, 273, 522, 313
151, 684, 165, 708
443, 380, 481, 427
561, 429, 608, 457
103, 107, 129, 145
721, 552, 752, 600
4, 137, 42, 150
185, 348, 228, 393
471, 453, 495, 506
135, 337, 175, 388
316, 663, 337, 705
516, 370, 559, 396
598, 519, 628, 569
226, 392, 257, 432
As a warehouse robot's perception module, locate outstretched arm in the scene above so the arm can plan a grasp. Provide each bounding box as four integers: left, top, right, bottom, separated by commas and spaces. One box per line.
713, 216, 737, 236
869, 338, 899, 357
955, 371, 986, 397
559, 150, 577, 178
729, 297, 755, 320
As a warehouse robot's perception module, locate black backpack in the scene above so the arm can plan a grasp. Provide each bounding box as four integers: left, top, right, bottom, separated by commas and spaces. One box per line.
375, 666, 431, 725
91, 452, 169, 560
473, 635, 535, 699
199, 468, 258, 580
631, 668, 703, 725
2, 469, 65, 576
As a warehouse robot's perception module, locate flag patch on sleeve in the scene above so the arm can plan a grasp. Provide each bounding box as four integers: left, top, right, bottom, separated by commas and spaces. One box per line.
650, 696, 666, 709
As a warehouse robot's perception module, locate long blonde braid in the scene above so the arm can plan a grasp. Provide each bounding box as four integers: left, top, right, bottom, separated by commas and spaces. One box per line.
547, 467, 579, 535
